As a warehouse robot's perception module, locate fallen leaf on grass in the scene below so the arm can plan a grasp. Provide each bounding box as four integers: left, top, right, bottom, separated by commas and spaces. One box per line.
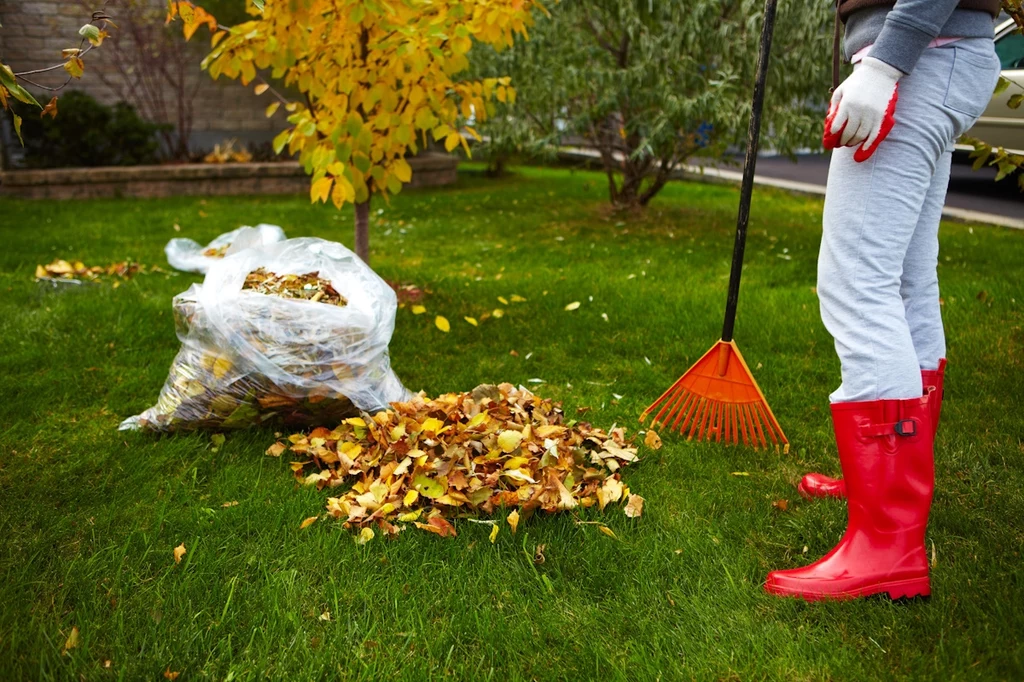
300, 516, 318, 529
492, 308, 505, 318
772, 499, 789, 511
103, 659, 112, 668
510, 295, 527, 303
63, 626, 79, 654
624, 494, 645, 518
222, 500, 239, 508
319, 609, 331, 622
411, 304, 426, 315
533, 544, 546, 564
597, 476, 623, 509
415, 516, 457, 537
731, 472, 750, 477
507, 510, 519, 534
464, 317, 478, 327
266, 442, 286, 457
644, 430, 663, 450
598, 525, 617, 539
564, 301, 581, 311
498, 296, 509, 305
211, 433, 225, 448
356, 527, 375, 545
173, 543, 186, 564
489, 524, 499, 543
435, 316, 450, 332
164, 669, 180, 680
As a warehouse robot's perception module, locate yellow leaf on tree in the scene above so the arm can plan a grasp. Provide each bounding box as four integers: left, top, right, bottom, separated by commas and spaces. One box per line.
310, 177, 333, 204
64, 57, 84, 79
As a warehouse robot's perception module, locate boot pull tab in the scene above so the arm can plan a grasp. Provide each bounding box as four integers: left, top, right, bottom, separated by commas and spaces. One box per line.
862, 419, 918, 438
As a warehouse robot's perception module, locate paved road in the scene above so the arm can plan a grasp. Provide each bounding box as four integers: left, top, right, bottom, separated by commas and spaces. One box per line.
733, 153, 1023, 225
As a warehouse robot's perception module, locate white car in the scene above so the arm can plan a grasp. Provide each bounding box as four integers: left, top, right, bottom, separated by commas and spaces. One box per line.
957, 17, 1024, 156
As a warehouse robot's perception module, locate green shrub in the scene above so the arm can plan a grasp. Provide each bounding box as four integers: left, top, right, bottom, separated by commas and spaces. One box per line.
17, 91, 168, 169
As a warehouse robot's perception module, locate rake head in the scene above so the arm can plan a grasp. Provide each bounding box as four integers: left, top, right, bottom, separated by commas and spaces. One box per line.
640, 340, 788, 452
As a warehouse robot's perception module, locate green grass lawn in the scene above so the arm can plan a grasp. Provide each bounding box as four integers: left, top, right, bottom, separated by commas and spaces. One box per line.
1, 165, 1022, 681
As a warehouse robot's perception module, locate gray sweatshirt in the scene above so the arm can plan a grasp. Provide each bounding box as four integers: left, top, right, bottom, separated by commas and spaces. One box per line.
843, 0, 998, 75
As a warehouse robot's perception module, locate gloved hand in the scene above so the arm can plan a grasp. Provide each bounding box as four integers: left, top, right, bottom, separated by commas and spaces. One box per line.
822, 56, 901, 162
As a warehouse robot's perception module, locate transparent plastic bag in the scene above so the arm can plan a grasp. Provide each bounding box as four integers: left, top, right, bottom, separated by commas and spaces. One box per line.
122, 237, 412, 432
165, 224, 287, 274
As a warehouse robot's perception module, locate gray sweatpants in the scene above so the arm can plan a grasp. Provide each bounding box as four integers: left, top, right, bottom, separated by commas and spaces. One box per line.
819, 38, 1001, 403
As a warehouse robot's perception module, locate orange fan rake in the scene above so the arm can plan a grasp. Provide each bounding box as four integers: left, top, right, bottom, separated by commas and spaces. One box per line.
640, 341, 787, 451
640, 0, 787, 452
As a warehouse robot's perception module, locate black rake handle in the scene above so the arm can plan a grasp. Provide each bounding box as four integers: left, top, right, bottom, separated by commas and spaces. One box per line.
721, 0, 778, 343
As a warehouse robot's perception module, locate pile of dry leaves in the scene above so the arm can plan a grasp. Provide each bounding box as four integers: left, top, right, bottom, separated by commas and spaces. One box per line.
242, 268, 347, 307
35, 259, 149, 281
276, 383, 645, 540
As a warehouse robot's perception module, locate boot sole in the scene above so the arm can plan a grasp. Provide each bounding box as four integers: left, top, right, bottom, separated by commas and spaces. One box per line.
764, 577, 930, 602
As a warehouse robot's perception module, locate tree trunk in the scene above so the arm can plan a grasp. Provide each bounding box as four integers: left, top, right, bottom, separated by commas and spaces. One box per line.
354, 199, 371, 264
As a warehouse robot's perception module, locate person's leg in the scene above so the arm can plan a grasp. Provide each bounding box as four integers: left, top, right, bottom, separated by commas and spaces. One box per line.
901, 148, 952, 372
817, 123, 944, 405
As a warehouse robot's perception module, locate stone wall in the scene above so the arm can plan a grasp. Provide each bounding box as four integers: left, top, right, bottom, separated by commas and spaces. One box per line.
0, 154, 460, 200
0, 0, 281, 155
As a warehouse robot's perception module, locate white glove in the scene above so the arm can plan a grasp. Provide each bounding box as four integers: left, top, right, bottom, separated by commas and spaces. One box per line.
826, 57, 902, 152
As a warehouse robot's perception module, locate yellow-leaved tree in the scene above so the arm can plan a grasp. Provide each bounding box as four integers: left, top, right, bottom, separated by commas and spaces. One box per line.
169, 0, 540, 264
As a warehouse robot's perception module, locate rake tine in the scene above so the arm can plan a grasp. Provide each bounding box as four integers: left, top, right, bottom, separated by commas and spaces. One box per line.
745, 402, 767, 449
738, 402, 751, 447
673, 390, 699, 434
730, 404, 739, 445
688, 398, 707, 440
650, 384, 686, 429
663, 385, 694, 432
697, 399, 714, 442
756, 401, 780, 449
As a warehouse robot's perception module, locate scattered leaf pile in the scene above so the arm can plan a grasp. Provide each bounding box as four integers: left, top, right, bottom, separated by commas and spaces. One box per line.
280, 383, 644, 538
242, 268, 348, 307
35, 259, 149, 281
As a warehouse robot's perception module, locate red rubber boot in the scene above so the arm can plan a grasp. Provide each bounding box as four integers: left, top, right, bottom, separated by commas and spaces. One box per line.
797, 359, 946, 500
764, 391, 935, 601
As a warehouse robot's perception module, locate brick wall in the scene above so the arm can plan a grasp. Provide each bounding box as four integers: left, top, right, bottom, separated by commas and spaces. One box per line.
0, 0, 281, 156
